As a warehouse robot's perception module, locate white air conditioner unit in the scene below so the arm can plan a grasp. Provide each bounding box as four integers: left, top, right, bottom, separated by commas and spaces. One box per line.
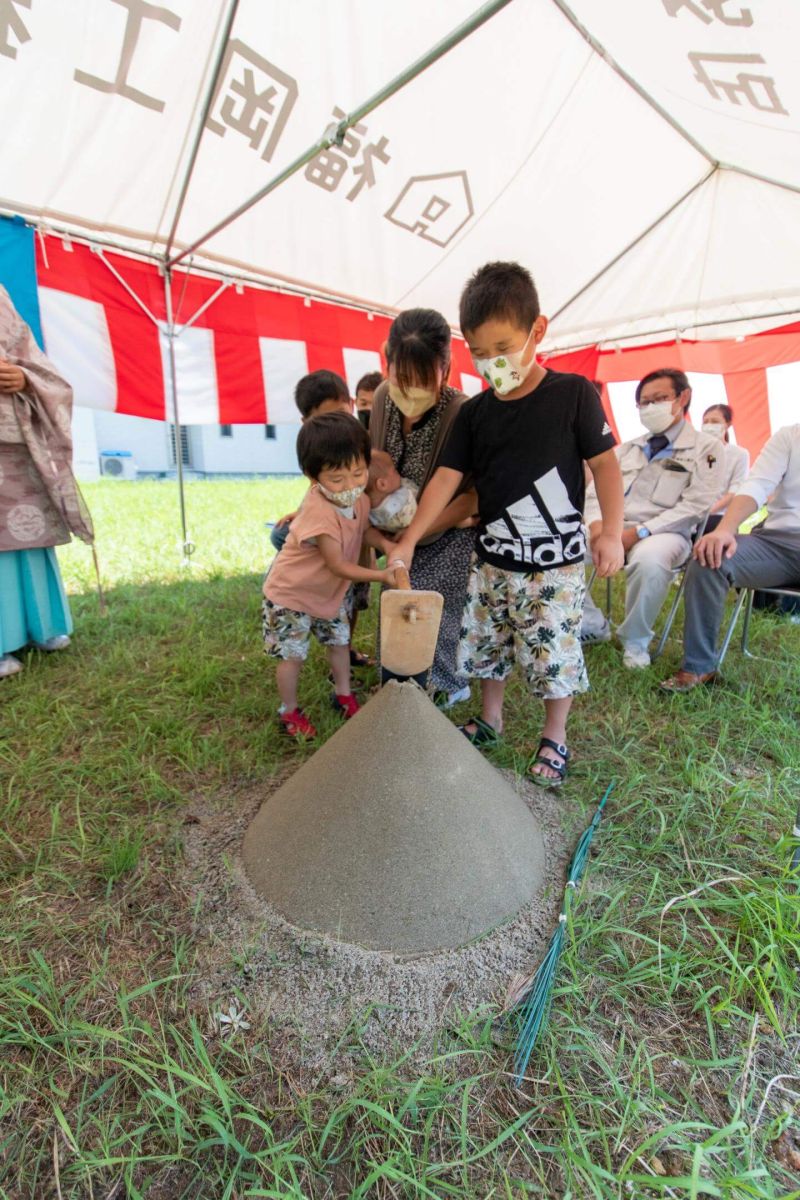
99, 451, 137, 480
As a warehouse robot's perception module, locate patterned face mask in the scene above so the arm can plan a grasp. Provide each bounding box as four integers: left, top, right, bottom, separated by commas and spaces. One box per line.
473, 326, 536, 396
316, 481, 366, 508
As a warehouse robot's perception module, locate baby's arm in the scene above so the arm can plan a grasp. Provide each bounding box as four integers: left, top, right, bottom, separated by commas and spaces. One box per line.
316, 533, 397, 585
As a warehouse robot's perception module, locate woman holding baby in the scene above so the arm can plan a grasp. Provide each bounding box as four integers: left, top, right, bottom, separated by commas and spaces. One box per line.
369, 308, 478, 708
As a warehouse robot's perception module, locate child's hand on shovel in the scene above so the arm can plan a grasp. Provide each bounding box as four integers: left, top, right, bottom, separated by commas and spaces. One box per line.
390, 540, 415, 574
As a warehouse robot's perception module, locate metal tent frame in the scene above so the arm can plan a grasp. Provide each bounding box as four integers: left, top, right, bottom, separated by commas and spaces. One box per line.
8, 0, 800, 560
37, 0, 516, 563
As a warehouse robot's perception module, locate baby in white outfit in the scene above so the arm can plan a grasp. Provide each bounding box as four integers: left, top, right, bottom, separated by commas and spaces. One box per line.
366, 450, 418, 532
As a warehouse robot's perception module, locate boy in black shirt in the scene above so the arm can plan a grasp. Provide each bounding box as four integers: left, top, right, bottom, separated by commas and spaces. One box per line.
391, 263, 624, 786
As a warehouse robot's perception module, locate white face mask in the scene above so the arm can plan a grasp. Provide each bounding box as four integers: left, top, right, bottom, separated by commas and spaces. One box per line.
639, 401, 676, 435
317, 481, 366, 508
702, 422, 727, 441
388, 382, 438, 420
473, 327, 536, 397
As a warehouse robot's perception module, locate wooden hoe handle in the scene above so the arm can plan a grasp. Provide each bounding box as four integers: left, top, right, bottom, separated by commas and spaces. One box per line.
388, 560, 416, 621
389, 561, 412, 591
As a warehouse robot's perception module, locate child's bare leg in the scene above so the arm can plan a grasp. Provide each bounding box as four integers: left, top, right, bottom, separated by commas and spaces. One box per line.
531, 696, 573, 780
276, 658, 303, 711
480, 678, 506, 732
328, 644, 352, 696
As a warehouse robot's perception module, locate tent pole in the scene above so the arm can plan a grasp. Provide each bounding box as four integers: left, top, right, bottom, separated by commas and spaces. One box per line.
163, 266, 194, 566
91, 246, 194, 563
547, 306, 800, 354
94, 248, 161, 325
166, 0, 513, 269
164, 0, 241, 262
549, 0, 714, 164
549, 166, 718, 324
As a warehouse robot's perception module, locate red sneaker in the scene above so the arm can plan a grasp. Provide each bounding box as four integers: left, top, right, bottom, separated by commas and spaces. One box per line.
332, 693, 360, 720
278, 708, 317, 739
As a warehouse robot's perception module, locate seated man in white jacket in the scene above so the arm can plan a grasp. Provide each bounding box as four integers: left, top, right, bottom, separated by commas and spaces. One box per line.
661, 423, 800, 691
583, 368, 723, 668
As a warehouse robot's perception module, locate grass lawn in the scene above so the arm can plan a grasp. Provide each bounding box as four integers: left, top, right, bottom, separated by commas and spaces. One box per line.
2, 478, 799, 1199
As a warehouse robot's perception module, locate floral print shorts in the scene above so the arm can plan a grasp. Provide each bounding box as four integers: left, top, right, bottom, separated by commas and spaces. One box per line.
457, 558, 589, 699
262, 598, 350, 661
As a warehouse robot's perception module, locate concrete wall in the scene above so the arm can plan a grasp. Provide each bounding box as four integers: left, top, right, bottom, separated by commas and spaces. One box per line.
92, 411, 173, 473
71, 405, 100, 480
192, 422, 300, 474
71, 408, 302, 479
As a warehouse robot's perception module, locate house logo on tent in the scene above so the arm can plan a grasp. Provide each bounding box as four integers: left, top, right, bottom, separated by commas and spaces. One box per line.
384, 171, 474, 247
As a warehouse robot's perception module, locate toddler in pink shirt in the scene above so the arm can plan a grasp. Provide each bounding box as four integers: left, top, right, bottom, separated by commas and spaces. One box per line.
263, 412, 396, 738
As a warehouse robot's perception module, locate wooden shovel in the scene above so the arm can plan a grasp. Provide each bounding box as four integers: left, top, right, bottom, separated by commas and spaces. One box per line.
380, 564, 444, 687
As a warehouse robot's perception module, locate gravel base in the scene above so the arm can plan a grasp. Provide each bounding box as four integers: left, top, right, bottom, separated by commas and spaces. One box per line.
183, 769, 578, 1069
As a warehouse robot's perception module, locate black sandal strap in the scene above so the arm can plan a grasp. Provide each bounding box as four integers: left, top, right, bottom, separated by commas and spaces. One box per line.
458, 716, 500, 746
538, 737, 570, 761
532, 755, 567, 780
528, 738, 570, 785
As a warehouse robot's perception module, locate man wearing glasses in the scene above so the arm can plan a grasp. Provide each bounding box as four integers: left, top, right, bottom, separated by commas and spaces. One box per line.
582, 368, 723, 669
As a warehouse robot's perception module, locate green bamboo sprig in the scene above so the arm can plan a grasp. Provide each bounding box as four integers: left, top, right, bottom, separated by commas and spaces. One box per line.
506, 782, 614, 1084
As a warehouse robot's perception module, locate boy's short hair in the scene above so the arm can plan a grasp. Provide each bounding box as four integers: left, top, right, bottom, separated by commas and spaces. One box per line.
356, 370, 384, 395
635, 368, 691, 411
294, 369, 350, 419
459, 262, 540, 336
296, 412, 370, 479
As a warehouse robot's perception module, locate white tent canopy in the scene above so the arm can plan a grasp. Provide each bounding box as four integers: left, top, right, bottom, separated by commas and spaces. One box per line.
2, 0, 799, 348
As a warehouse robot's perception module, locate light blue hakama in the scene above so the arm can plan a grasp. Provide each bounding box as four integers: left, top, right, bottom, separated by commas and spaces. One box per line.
0, 547, 73, 654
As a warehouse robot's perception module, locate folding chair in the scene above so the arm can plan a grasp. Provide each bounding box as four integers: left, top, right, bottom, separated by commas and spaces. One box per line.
585, 563, 689, 655
651, 562, 691, 660
716, 583, 800, 665
584, 566, 612, 618
650, 512, 712, 661
585, 513, 711, 660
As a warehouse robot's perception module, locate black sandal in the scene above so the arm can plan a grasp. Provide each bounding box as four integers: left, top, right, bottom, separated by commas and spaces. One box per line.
528, 737, 570, 788
458, 716, 501, 748
349, 649, 376, 669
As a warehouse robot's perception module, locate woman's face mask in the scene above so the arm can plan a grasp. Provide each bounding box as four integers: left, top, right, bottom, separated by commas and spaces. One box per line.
317, 481, 366, 508
473, 326, 536, 397
388, 382, 439, 420
639, 401, 676, 435
701, 421, 727, 441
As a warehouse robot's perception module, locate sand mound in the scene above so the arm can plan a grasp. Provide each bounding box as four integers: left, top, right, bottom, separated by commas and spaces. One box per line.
242, 681, 546, 953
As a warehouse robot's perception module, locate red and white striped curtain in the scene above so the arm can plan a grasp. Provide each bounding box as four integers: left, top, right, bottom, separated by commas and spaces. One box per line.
37, 232, 798, 460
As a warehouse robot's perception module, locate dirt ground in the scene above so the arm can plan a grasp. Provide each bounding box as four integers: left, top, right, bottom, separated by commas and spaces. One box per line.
183, 768, 578, 1069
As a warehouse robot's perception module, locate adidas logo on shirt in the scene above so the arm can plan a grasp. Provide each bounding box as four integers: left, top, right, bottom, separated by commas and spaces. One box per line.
601, 421, 612, 436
